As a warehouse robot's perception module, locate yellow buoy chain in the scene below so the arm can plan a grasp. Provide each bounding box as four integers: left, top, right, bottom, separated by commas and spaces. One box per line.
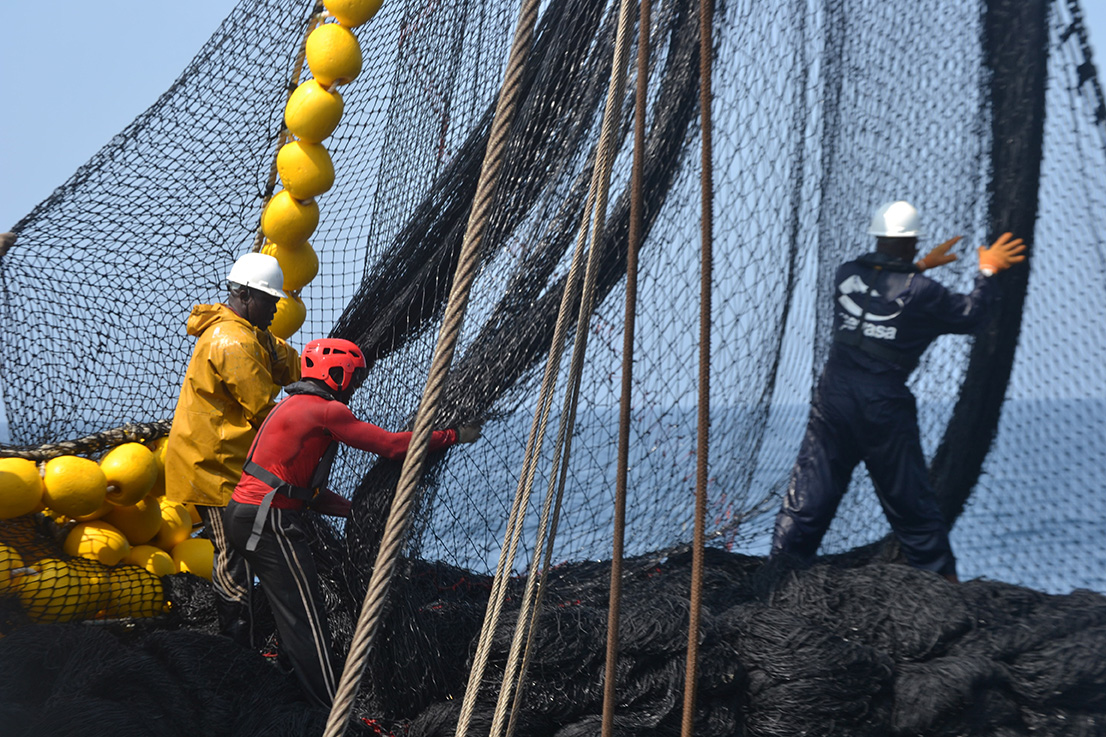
254, 0, 382, 340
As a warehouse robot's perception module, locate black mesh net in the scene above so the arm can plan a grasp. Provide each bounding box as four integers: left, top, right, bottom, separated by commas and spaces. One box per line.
1, 0, 1106, 733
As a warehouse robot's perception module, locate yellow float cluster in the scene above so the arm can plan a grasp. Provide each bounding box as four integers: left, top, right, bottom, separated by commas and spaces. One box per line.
262, 0, 383, 340
0, 435, 215, 624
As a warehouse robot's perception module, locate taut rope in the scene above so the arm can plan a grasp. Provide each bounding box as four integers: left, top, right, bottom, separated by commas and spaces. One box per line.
601, 0, 651, 734
321, 0, 543, 732
680, 0, 714, 733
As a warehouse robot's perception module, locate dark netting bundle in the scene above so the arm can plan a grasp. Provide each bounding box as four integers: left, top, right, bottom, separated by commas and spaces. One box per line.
2, 0, 1106, 734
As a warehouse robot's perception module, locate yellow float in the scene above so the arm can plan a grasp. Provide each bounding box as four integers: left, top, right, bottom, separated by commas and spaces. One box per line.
102, 563, 165, 618
305, 22, 363, 87
0, 542, 24, 594
100, 442, 159, 506
124, 544, 176, 577
324, 0, 384, 28
154, 498, 192, 551
42, 455, 107, 519
172, 537, 214, 581
285, 79, 345, 143
103, 494, 164, 545
0, 457, 44, 519
64, 520, 131, 567
147, 436, 169, 497
262, 241, 320, 292
276, 140, 335, 199
269, 293, 307, 340
261, 189, 320, 248
73, 498, 114, 522
12, 557, 109, 623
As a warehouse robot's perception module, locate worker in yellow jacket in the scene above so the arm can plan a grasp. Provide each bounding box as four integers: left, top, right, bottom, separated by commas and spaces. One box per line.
165, 252, 300, 645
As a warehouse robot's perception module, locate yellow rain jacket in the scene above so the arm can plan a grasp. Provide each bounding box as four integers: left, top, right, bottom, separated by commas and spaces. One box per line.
165, 304, 300, 507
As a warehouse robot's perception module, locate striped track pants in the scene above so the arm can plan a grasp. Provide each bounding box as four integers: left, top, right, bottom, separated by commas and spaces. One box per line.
224, 499, 341, 708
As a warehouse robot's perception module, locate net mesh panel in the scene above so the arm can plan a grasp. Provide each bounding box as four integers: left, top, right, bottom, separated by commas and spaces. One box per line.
0, 0, 1104, 631
958, 0, 1106, 590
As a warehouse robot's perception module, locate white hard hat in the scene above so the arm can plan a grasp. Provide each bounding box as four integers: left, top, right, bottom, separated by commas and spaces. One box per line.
227, 252, 285, 298
868, 200, 923, 237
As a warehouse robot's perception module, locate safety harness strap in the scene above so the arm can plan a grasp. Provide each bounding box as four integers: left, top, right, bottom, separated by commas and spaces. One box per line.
241, 446, 338, 551
239, 389, 341, 550
245, 489, 277, 552
242, 459, 317, 500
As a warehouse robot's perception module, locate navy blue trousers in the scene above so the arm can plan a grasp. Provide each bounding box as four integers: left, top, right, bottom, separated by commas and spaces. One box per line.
771, 364, 957, 577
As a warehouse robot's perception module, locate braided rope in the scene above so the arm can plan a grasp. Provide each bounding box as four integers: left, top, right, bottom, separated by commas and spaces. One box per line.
452, 81, 615, 737
491, 2, 640, 735
601, 0, 651, 733
450, 14, 643, 732
453, 175, 600, 737
0, 420, 171, 461
680, 0, 714, 733
320, 0, 543, 734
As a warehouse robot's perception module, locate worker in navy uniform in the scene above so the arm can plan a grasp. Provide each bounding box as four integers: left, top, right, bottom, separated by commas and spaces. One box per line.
770, 201, 1027, 582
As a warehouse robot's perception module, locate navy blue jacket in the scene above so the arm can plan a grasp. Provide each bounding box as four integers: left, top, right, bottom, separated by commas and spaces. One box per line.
828, 252, 997, 380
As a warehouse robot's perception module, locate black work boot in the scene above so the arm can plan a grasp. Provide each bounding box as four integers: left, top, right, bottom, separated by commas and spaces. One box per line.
215, 597, 253, 648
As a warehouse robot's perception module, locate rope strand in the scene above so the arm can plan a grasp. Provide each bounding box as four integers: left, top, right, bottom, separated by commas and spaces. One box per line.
491, 4, 641, 733
601, 0, 650, 733
680, 0, 714, 733
321, 0, 543, 732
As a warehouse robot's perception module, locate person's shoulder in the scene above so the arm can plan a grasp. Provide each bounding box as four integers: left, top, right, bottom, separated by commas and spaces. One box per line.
284, 391, 326, 409
201, 317, 265, 360
210, 315, 259, 344
190, 304, 250, 336
909, 270, 948, 290
836, 254, 876, 276
904, 271, 958, 305
270, 333, 300, 358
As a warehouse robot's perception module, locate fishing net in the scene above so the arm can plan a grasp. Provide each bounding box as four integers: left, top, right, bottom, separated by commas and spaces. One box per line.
2, 0, 1106, 733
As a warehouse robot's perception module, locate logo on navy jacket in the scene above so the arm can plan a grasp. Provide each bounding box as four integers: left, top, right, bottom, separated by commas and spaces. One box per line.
836, 273, 904, 341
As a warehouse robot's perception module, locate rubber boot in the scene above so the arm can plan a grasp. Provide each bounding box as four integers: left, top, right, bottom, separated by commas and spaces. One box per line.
215, 595, 253, 648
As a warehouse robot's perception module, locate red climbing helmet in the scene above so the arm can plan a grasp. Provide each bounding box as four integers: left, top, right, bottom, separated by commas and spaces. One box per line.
301, 338, 367, 392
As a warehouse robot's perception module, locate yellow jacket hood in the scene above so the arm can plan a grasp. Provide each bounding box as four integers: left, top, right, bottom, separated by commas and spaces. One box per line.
185, 302, 238, 338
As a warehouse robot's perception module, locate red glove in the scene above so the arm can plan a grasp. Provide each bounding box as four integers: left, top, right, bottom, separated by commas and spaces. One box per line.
310, 488, 352, 518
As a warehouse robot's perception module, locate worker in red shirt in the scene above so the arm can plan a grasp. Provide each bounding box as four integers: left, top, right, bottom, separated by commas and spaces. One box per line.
224, 337, 481, 708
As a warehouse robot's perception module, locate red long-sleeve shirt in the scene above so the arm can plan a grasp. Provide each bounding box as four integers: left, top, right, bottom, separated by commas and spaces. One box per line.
232, 393, 457, 510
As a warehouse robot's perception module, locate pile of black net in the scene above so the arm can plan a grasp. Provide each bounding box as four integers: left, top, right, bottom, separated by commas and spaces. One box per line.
2, 0, 1106, 734
3, 549, 1105, 736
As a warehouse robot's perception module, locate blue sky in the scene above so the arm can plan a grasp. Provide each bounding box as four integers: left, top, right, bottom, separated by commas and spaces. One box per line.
0, 2, 232, 232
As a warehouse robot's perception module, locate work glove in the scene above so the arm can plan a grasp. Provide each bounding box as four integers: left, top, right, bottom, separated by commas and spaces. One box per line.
309, 488, 352, 518
455, 424, 482, 444
916, 236, 962, 271
977, 232, 1026, 275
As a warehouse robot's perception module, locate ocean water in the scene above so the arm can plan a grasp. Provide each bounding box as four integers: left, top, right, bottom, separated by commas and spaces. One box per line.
412, 398, 1106, 596
5, 392, 1100, 595
952, 398, 1106, 594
